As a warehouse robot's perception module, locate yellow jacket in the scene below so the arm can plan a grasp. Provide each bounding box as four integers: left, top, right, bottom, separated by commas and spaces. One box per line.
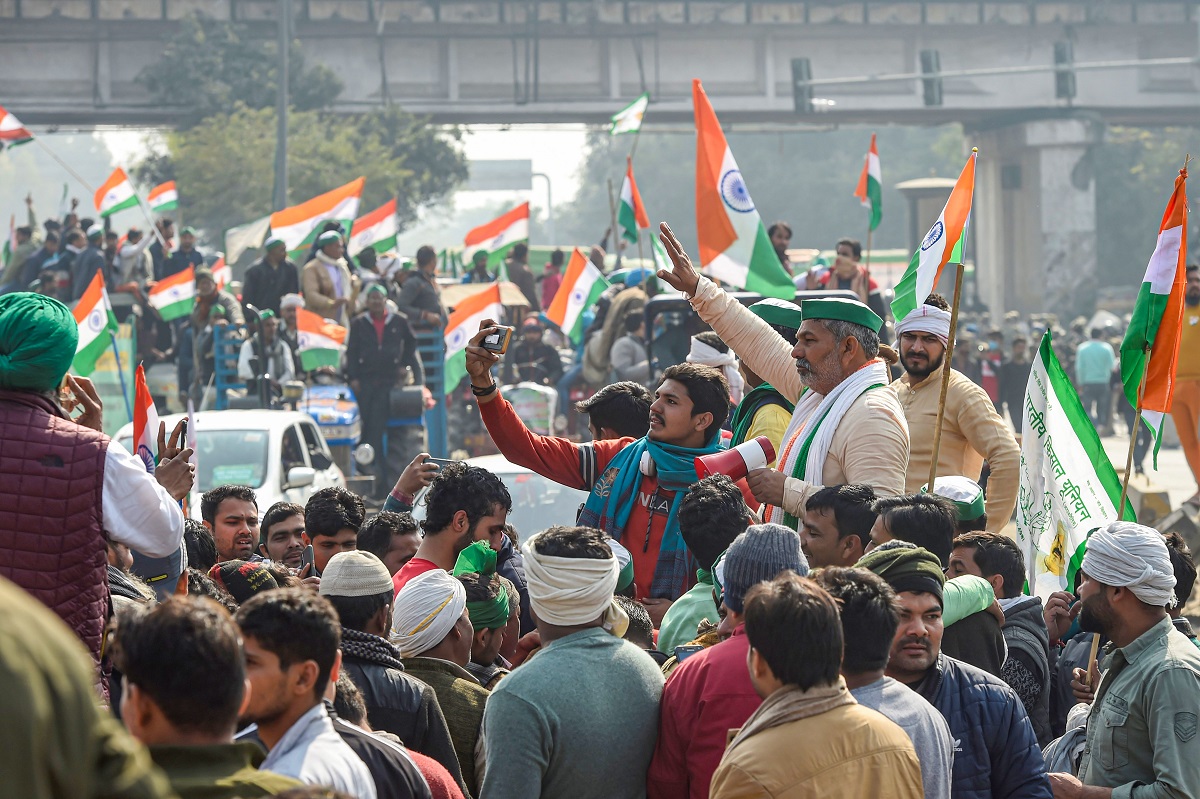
890, 365, 1020, 532
709, 702, 924, 799
688, 277, 909, 518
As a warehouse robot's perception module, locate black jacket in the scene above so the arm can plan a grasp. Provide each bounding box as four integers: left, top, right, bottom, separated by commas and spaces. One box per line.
395, 270, 447, 328
332, 714, 432, 799
71, 245, 108, 301
340, 653, 466, 792
241, 258, 299, 316
1001, 596, 1053, 746
495, 535, 534, 637
344, 310, 425, 386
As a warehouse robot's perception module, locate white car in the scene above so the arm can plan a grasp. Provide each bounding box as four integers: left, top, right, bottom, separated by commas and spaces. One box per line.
410, 453, 590, 535
116, 409, 346, 520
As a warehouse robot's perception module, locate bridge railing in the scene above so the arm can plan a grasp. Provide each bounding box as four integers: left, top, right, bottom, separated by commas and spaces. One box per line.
4, 0, 1189, 26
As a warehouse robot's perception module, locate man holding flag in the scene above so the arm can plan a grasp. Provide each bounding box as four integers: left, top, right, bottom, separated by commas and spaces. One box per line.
656, 222, 909, 529
0, 292, 192, 675
891, 295, 1020, 532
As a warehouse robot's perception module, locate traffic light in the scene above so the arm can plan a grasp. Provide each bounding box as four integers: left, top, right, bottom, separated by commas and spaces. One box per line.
1055, 40, 1076, 100
792, 58, 813, 114
920, 50, 942, 106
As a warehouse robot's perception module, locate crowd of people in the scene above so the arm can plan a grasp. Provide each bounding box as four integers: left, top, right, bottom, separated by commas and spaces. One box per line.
3, 195, 1200, 799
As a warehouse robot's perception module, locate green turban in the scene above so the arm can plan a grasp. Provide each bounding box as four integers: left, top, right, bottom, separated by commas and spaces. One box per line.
453, 540, 510, 631
0, 293, 78, 393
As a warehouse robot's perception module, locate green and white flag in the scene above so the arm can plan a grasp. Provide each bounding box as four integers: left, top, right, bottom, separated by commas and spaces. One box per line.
610, 93, 649, 136
1015, 331, 1135, 600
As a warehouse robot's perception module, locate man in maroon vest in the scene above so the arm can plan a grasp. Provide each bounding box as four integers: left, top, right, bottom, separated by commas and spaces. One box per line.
0, 293, 190, 669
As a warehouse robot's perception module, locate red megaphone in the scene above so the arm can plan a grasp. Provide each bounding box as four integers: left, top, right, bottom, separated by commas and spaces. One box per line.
694, 436, 776, 482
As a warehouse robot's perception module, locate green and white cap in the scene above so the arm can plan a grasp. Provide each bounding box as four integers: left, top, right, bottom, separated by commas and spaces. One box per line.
608, 538, 635, 593
922, 475, 985, 522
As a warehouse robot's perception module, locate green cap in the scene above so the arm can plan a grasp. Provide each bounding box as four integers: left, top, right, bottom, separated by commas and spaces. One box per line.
365, 283, 387, 298
922, 476, 986, 522
801, 296, 884, 334
264, 237, 285, 251
472, 249, 489, 264
749, 298, 802, 330
452, 541, 510, 631
194, 267, 214, 283
180, 226, 197, 236
258, 309, 276, 320
316, 231, 341, 247
857, 542, 945, 602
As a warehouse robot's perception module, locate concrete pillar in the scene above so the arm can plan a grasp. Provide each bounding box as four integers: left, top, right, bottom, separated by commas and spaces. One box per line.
972, 116, 1103, 318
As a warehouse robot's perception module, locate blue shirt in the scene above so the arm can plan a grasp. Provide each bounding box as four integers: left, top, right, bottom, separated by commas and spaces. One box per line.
1075, 340, 1116, 385
257, 704, 376, 799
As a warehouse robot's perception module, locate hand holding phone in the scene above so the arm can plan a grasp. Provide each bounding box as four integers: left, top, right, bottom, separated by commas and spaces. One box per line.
300, 544, 315, 575
481, 326, 514, 355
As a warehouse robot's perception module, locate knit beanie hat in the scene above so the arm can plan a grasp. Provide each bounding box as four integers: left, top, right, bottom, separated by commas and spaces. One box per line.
208, 560, 278, 604
857, 541, 945, 603
721, 523, 809, 613
320, 551, 394, 598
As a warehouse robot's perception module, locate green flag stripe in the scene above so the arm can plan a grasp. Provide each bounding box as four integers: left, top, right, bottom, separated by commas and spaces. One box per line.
100, 196, 140, 218
866, 177, 882, 231
743, 223, 795, 300
1041, 332, 1136, 521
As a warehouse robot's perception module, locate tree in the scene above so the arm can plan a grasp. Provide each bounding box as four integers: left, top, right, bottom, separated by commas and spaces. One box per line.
138, 15, 343, 129
1093, 126, 1199, 290
134, 105, 466, 237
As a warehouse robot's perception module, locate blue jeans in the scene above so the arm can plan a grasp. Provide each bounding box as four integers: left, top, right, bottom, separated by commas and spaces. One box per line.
557, 362, 583, 416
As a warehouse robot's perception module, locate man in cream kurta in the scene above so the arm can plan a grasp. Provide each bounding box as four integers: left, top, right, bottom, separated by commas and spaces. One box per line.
655, 223, 908, 524
891, 302, 1020, 533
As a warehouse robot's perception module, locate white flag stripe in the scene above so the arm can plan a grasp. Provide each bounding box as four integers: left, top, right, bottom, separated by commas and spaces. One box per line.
1145, 225, 1183, 295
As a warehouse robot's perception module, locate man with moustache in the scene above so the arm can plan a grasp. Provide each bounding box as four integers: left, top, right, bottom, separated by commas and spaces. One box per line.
860, 542, 1051, 799
656, 223, 909, 531
890, 296, 1020, 533
1172, 265, 1200, 504
1048, 521, 1200, 799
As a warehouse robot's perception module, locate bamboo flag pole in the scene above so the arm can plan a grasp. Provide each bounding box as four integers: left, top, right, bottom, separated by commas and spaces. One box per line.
33, 137, 96, 195
926, 261, 967, 490
863, 225, 873, 300
607, 178, 619, 267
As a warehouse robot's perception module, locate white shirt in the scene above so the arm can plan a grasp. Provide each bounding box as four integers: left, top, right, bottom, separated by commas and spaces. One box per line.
237, 336, 296, 383
104, 439, 185, 557
260, 704, 377, 799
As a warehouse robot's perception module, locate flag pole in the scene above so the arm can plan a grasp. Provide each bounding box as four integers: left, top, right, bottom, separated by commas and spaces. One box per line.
607, 178, 619, 268
864, 225, 873, 290
926, 260, 967, 491
32, 137, 96, 195
132, 191, 171, 252
108, 331, 133, 423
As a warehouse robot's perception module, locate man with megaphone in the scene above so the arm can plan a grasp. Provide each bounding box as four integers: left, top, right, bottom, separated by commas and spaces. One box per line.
465, 322, 753, 627
655, 222, 910, 531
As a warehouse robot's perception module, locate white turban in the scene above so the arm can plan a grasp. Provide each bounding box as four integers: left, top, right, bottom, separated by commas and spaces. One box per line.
390, 569, 468, 657
895, 305, 953, 345
686, 337, 744, 404
1082, 521, 1177, 607
280, 293, 306, 311
522, 531, 629, 638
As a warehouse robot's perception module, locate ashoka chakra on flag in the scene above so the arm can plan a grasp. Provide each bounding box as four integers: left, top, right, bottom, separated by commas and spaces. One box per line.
720, 170, 755, 214
446, 327, 468, 350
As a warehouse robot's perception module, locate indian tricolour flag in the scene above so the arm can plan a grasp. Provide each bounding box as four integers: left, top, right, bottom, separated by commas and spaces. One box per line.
854, 133, 882, 232
619, 157, 650, 244
349, 198, 399, 255
148, 266, 195, 321
547, 249, 609, 344
611, 93, 649, 136
693, 79, 793, 299
890, 149, 977, 322
295, 307, 347, 370
132, 363, 159, 474
0, 104, 33, 150
1120, 166, 1189, 463
443, 284, 503, 395
270, 177, 364, 258
71, 269, 118, 376
1016, 331, 1135, 600
464, 203, 529, 274
147, 181, 179, 213
95, 167, 140, 218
